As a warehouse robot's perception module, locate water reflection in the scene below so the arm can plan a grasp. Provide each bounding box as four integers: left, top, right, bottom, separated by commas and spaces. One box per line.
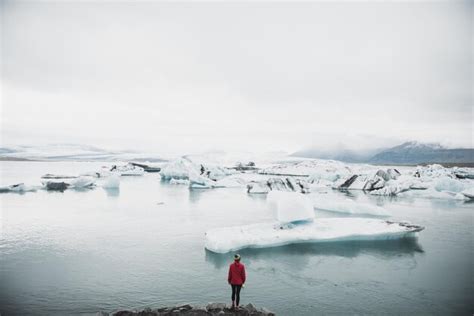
205, 239, 424, 269
103, 187, 120, 197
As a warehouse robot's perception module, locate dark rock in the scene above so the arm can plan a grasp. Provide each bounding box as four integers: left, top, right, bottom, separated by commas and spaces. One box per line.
45, 181, 70, 191
338, 175, 358, 189
112, 303, 274, 316
206, 303, 226, 311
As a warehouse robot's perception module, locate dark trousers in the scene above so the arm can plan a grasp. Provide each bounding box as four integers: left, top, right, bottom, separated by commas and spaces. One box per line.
231, 284, 242, 306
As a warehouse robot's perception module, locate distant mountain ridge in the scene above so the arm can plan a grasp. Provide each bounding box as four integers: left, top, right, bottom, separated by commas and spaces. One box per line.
368, 141, 473, 164
293, 141, 474, 165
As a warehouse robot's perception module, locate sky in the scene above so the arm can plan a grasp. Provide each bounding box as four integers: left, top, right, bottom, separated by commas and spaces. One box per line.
1, 0, 472, 155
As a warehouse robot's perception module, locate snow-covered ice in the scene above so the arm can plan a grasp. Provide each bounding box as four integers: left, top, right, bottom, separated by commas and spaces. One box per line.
312, 197, 390, 217
0, 183, 38, 193
111, 163, 145, 176
205, 218, 424, 253
461, 187, 474, 199
267, 191, 315, 223
101, 174, 120, 189
169, 178, 190, 185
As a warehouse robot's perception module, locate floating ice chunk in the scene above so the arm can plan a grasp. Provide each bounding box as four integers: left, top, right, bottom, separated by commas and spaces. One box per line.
160, 158, 200, 180
433, 176, 465, 193
313, 198, 390, 217
70, 176, 95, 189
205, 218, 424, 253
102, 174, 120, 189
247, 182, 270, 194
110, 163, 144, 176
41, 174, 78, 179
0, 183, 38, 193
461, 187, 474, 199
169, 178, 190, 185
267, 191, 315, 223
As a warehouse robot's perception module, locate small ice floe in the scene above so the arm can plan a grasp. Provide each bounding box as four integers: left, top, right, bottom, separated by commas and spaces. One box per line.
110, 163, 145, 176
42, 176, 95, 191
313, 197, 390, 217
129, 162, 161, 173
461, 187, 474, 200
69, 176, 95, 189
0, 183, 38, 193
205, 218, 424, 253
169, 178, 190, 185
41, 174, 78, 179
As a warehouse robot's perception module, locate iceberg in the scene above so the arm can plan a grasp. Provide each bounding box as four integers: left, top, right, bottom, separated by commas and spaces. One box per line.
0, 183, 38, 193
160, 157, 232, 181
205, 218, 424, 253
267, 191, 315, 223
110, 163, 144, 176
69, 176, 95, 189
313, 198, 390, 217
102, 174, 120, 189
41, 174, 78, 179
169, 178, 190, 185
433, 176, 465, 193
462, 187, 474, 199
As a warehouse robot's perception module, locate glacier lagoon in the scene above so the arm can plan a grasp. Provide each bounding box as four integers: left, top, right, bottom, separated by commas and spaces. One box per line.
0, 161, 473, 315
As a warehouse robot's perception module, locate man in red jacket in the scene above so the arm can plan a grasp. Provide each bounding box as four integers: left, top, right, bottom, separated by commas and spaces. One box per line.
228, 253, 246, 309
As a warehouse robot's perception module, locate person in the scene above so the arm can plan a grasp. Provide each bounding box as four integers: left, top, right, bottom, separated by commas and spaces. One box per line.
228, 253, 246, 309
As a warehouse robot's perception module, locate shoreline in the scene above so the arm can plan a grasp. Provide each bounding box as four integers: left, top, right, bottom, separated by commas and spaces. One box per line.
99, 303, 275, 316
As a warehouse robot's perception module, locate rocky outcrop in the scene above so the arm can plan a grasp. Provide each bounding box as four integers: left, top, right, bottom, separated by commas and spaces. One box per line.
100, 303, 274, 316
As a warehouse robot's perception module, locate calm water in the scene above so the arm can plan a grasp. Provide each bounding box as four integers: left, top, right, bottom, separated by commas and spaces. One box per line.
0, 161, 473, 315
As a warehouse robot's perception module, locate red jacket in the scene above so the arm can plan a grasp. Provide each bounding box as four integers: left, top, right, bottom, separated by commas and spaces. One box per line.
228, 261, 246, 285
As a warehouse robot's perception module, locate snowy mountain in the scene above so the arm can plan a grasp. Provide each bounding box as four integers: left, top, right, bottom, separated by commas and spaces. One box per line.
368, 141, 474, 165
291, 146, 383, 163
293, 141, 473, 165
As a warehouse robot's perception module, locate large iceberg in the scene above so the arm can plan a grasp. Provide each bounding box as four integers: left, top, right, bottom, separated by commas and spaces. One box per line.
205, 218, 424, 253
267, 191, 315, 223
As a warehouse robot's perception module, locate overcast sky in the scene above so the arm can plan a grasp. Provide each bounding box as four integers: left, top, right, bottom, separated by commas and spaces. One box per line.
1, 1, 472, 154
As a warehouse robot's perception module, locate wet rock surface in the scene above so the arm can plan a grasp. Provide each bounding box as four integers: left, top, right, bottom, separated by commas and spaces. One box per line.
101, 303, 275, 316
